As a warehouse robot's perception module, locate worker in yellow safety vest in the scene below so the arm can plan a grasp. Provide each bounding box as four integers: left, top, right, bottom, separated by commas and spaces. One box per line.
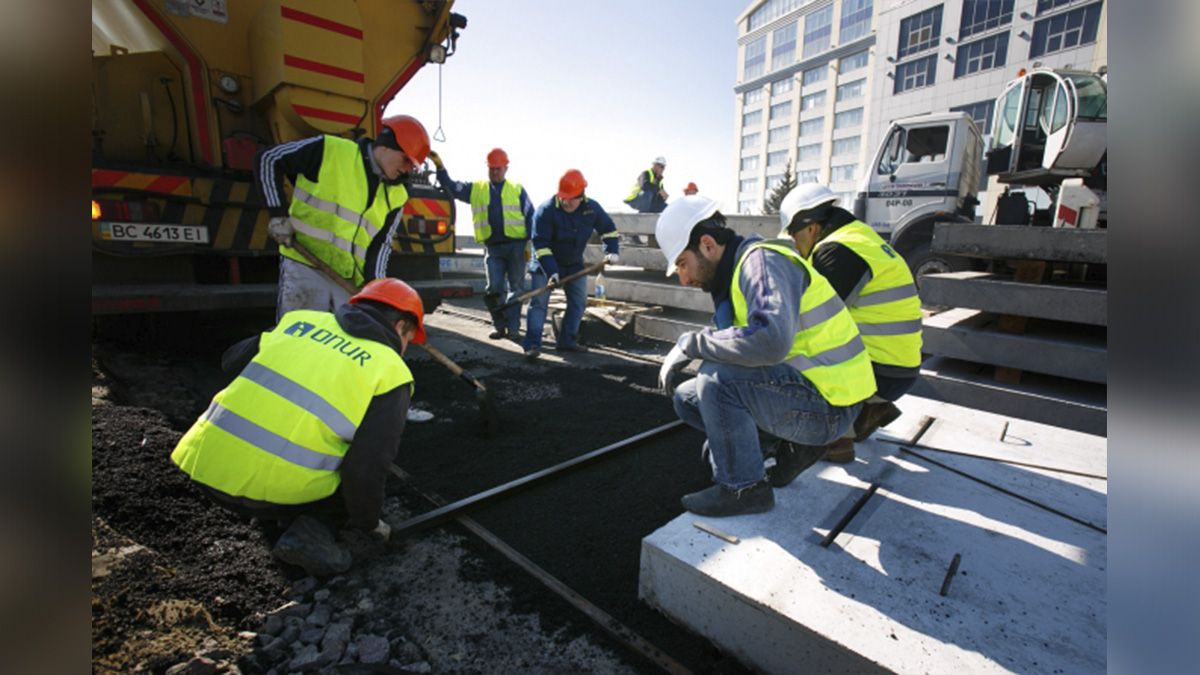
429, 147, 534, 340
255, 115, 431, 319
170, 278, 426, 577
656, 196, 875, 517
780, 184, 923, 463
624, 156, 669, 213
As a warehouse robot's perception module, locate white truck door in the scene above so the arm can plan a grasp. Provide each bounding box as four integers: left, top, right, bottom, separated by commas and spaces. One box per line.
987, 76, 1027, 176
868, 122, 956, 237
1045, 72, 1108, 172
1041, 74, 1075, 170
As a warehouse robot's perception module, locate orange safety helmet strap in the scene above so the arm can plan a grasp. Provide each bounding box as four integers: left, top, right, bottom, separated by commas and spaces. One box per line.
379, 115, 431, 165
349, 278, 427, 344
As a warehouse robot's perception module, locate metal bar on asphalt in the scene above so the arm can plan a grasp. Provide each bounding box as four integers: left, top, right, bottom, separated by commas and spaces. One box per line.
390, 419, 686, 536
939, 553, 963, 597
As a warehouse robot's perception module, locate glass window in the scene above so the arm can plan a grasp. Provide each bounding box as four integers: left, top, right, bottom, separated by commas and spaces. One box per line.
877, 127, 906, 175
744, 88, 765, 106
739, 200, 757, 214
839, 0, 873, 43
839, 50, 870, 74
955, 32, 1009, 78
797, 169, 820, 184
993, 83, 1022, 149
766, 173, 787, 190
802, 65, 828, 86
741, 132, 761, 150
797, 142, 822, 161
1036, 0, 1077, 14
832, 137, 861, 156
767, 150, 789, 167
959, 0, 1014, 40
903, 126, 950, 162
772, 78, 795, 96
739, 178, 760, 194
803, 5, 833, 57
897, 5, 943, 59
744, 36, 766, 81
799, 117, 824, 137
836, 78, 865, 102
1030, 2, 1103, 58
801, 91, 826, 111
770, 101, 793, 121
768, 126, 792, 144
1067, 73, 1107, 120
831, 163, 858, 182
834, 107, 863, 130
742, 110, 763, 129
748, 0, 804, 31
894, 55, 938, 93
772, 22, 797, 71
951, 99, 995, 134
740, 155, 760, 171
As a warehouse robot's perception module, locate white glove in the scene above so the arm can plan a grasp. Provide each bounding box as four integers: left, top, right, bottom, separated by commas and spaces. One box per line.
547, 273, 561, 287
268, 216, 294, 246
658, 344, 690, 392
371, 518, 392, 542
603, 253, 619, 265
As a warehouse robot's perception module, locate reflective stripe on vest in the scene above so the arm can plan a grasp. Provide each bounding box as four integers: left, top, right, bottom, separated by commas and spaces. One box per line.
171, 310, 413, 505
731, 242, 876, 406
469, 181, 526, 242
816, 220, 923, 368
280, 136, 408, 287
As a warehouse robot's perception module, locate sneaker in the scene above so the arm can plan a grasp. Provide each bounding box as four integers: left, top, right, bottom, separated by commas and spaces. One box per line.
406, 406, 434, 423
681, 480, 774, 517
554, 343, 587, 353
488, 329, 506, 340
524, 347, 541, 361
271, 516, 351, 577
853, 401, 902, 441
824, 437, 856, 464
766, 440, 828, 487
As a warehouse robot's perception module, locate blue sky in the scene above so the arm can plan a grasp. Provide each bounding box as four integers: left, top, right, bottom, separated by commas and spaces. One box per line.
384, 0, 745, 234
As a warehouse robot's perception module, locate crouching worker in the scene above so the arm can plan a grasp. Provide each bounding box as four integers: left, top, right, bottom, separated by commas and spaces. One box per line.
170, 278, 426, 576
655, 196, 876, 517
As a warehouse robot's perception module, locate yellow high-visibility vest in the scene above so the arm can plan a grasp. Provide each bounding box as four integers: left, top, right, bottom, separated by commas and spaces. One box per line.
469, 180, 526, 242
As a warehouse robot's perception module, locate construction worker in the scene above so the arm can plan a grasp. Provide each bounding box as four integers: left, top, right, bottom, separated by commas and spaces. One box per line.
522, 169, 619, 360
624, 156, 669, 213
683, 182, 699, 196
170, 278, 426, 577
255, 115, 430, 319
779, 184, 922, 462
656, 196, 875, 517
429, 147, 533, 340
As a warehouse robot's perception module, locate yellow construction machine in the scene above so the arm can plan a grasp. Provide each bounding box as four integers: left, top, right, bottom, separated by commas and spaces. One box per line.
91, 0, 467, 314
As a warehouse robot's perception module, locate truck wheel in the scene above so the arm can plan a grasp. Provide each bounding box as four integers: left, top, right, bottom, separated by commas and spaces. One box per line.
903, 242, 972, 291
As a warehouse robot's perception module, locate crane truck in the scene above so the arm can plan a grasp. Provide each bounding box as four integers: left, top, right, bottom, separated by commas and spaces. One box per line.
853, 67, 1107, 282
91, 0, 467, 315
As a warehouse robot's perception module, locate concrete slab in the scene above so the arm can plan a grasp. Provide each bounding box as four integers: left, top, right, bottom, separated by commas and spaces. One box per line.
922, 308, 1107, 383
920, 271, 1108, 326
932, 224, 1107, 263
639, 397, 1106, 674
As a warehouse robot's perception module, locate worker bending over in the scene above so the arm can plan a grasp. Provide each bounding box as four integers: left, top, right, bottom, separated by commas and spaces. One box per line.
522, 169, 619, 359
656, 196, 876, 517
780, 185, 922, 462
430, 147, 534, 340
170, 279, 426, 577
254, 115, 430, 319
624, 156, 669, 213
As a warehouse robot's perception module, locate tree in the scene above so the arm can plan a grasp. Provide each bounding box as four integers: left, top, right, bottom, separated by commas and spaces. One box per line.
761, 161, 795, 216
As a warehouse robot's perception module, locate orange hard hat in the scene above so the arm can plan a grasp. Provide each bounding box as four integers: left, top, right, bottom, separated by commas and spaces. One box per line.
557, 169, 587, 200
684, 182, 699, 194
486, 148, 509, 168
349, 278, 427, 345
378, 115, 431, 165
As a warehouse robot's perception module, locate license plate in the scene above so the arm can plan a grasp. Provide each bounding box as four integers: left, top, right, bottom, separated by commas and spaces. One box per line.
98, 222, 210, 244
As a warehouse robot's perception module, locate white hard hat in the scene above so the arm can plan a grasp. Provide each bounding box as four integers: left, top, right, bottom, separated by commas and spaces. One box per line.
779, 184, 839, 236
653, 156, 667, 166
656, 195, 720, 277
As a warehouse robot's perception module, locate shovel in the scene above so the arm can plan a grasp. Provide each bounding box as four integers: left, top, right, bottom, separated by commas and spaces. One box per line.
288, 239, 498, 435
484, 260, 607, 325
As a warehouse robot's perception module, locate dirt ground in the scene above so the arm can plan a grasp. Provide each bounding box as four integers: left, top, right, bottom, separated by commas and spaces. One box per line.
92, 302, 750, 673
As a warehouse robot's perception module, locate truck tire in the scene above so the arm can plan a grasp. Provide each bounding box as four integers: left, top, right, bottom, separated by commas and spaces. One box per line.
903, 242, 973, 291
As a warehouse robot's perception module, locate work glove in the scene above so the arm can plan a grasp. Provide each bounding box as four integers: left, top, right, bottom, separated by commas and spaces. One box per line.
547, 272, 561, 287
603, 252, 619, 265
427, 150, 444, 170
658, 343, 690, 393
371, 518, 392, 543
268, 216, 294, 247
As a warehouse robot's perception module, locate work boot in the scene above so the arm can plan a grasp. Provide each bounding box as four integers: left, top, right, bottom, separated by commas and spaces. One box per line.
681, 480, 774, 517
853, 401, 902, 441
506, 329, 522, 343
488, 328, 507, 340
766, 440, 828, 487
271, 516, 351, 577
523, 347, 540, 361
824, 437, 856, 463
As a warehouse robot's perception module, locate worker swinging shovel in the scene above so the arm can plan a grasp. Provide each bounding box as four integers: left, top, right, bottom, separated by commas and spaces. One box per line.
482, 259, 608, 327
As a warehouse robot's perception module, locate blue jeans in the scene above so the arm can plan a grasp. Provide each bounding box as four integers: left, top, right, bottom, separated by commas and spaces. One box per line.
485, 240, 527, 332
523, 268, 588, 350
672, 361, 862, 489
